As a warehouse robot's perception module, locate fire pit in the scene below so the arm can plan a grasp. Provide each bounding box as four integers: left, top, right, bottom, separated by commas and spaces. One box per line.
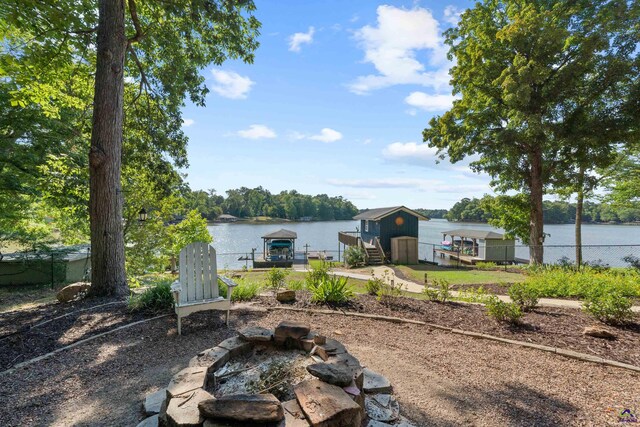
138, 320, 415, 427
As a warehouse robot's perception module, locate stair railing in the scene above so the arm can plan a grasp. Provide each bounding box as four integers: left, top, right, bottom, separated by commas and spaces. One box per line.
373, 237, 386, 264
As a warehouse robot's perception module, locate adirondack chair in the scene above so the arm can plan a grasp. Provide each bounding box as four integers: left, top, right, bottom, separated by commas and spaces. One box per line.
170, 242, 237, 335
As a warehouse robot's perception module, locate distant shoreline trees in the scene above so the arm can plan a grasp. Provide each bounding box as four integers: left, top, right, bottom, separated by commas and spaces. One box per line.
186, 187, 359, 221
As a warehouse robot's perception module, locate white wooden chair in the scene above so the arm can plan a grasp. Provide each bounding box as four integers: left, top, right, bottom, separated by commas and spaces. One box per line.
170, 242, 237, 335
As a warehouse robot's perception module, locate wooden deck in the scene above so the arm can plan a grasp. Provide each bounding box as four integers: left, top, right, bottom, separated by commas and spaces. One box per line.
434, 249, 529, 265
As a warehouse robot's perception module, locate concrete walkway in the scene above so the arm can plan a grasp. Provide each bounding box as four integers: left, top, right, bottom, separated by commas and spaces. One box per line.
294, 264, 640, 313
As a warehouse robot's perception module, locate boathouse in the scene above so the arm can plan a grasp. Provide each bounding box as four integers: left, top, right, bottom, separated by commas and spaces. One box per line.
253, 229, 298, 268
339, 206, 428, 264
437, 229, 515, 264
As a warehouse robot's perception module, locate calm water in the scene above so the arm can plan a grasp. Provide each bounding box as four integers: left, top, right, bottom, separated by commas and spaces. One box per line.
208, 219, 639, 269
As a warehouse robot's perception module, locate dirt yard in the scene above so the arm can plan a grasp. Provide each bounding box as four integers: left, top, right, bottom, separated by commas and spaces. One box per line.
0, 303, 638, 426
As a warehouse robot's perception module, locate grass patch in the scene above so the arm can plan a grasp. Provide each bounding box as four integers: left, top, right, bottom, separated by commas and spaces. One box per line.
524, 268, 640, 299
396, 264, 526, 285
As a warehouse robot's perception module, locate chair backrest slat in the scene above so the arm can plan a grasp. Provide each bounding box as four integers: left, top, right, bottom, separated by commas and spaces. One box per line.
178, 242, 218, 303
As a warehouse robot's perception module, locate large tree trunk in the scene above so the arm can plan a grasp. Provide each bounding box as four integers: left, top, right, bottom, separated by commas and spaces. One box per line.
575, 168, 585, 267
88, 0, 128, 297
529, 149, 545, 265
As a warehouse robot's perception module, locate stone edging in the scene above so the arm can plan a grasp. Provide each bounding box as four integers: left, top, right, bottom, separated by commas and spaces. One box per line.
0, 313, 170, 377
266, 306, 640, 374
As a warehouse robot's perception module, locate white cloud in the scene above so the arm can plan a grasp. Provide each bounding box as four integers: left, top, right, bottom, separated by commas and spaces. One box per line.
210, 70, 254, 99
382, 142, 439, 162
326, 177, 489, 194
363, 138, 372, 145
308, 128, 343, 143
288, 27, 315, 52
443, 5, 463, 26
404, 91, 458, 112
348, 5, 450, 94
182, 118, 195, 127
237, 124, 277, 139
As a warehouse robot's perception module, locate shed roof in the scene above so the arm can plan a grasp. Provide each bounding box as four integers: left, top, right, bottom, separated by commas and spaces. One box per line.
261, 229, 298, 239
442, 229, 508, 240
353, 206, 429, 221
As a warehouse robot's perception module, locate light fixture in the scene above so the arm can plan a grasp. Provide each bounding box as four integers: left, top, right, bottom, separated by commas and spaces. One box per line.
138, 208, 148, 222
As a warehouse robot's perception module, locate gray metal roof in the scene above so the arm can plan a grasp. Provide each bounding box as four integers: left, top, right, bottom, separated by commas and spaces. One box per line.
261, 229, 298, 239
441, 229, 508, 240
353, 206, 429, 221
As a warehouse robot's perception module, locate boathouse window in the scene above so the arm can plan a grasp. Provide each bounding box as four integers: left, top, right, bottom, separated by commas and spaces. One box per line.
364, 220, 369, 232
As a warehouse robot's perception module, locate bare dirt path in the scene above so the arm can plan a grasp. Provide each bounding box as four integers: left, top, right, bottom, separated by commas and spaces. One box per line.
0, 308, 637, 426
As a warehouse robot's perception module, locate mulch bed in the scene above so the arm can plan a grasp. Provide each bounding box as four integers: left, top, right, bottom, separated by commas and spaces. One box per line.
258, 293, 640, 367
0, 297, 148, 371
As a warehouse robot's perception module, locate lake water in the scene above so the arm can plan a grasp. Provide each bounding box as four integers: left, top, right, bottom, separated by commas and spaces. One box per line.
208, 219, 639, 269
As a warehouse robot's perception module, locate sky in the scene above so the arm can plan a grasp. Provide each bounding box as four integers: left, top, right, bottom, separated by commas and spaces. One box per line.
179, 0, 488, 210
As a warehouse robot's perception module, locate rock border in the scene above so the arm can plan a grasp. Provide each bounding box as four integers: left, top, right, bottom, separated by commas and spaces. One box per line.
146, 321, 413, 427
266, 306, 640, 374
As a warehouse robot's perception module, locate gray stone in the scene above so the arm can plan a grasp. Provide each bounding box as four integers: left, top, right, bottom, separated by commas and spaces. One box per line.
137, 414, 159, 427
199, 393, 284, 423
56, 282, 90, 303
365, 394, 399, 423
276, 290, 296, 302
363, 368, 392, 394
583, 325, 616, 340
307, 363, 353, 387
322, 339, 346, 355
217, 336, 253, 358
282, 399, 311, 427
294, 379, 363, 427
166, 367, 207, 398
238, 326, 273, 343
144, 389, 166, 415
366, 421, 392, 427
166, 388, 212, 427
189, 347, 231, 376
274, 320, 311, 342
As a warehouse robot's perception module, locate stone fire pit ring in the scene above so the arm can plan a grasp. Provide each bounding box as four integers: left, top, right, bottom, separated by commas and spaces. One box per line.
138, 320, 416, 427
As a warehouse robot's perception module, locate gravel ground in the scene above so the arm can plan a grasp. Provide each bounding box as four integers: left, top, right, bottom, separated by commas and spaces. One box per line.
0, 307, 638, 426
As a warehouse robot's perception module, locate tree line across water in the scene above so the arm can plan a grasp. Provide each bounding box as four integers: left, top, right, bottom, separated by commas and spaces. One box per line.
186, 187, 359, 221
418, 197, 640, 224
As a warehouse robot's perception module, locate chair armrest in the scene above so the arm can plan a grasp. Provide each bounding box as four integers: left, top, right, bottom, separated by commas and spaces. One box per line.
219, 276, 238, 301
170, 280, 181, 304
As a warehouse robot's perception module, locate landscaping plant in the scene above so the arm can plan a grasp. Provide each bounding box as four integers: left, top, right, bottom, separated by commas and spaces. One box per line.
422, 278, 451, 303
230, 280, 261, 302
306, 261, 331, 288
475, 262, 497, 270
508, 282, 540, 312
485, 296, 523, 324
582, 290, 635, 325
344, 246, 366, 268
309, 275, 354, 304
128, 282, 174, 313
365, 276, 384, 296
286, 280, 305, 291
266, 267, 289, 294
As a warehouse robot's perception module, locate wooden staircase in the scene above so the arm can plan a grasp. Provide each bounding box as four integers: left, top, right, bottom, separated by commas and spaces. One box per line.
364, 244, 385, 265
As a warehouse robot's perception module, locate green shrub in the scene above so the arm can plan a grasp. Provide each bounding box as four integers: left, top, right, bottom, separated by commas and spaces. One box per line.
306, 261, 332, 288
422, 278, 451, 303
366, 277, 384, 295
582, 290, 635, 325
454, 286, 491, 304
508, 282, 540, 312
231, 281, 261, 301
309, 275, 354, 304
344, 246, 366, 268
475, 262, 497, 270
376, 280, 404, 301
287, 280, 305, 291
128, 282, 174, 313
266, 268, 289, 293
485, 296, 523, 324
523, 268, 640, 299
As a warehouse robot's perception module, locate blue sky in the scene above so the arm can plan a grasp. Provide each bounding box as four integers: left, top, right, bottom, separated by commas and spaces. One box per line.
180, 0, 489, 210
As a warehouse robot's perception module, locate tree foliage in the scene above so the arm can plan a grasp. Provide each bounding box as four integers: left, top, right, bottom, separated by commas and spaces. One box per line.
423, 0, 640, 263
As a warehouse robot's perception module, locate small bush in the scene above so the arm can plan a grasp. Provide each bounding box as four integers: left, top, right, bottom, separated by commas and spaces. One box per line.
485, 296, 523, 324
287, 280, 305, 291
344, 246, 366, 268
455, 286, 491, 304
366, 277, 384, 295
582, 290, 635, 325
309, 275, 354, 304
422, 278, 451, 303
128, 282, 174, 313
231, 281, 261, 301
266, 268, 289, 293
306, 261, 332, 289
623, 255, 640, 271
475, 262, 497, 270
508, 282, 539, 312
376, 280, 404, 301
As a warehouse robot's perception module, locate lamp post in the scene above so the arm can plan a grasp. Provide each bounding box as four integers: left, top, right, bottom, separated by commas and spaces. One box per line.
138, 208, 148, 222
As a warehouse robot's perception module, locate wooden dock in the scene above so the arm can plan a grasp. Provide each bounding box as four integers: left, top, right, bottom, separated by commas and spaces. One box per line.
434, 249, 528, 265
